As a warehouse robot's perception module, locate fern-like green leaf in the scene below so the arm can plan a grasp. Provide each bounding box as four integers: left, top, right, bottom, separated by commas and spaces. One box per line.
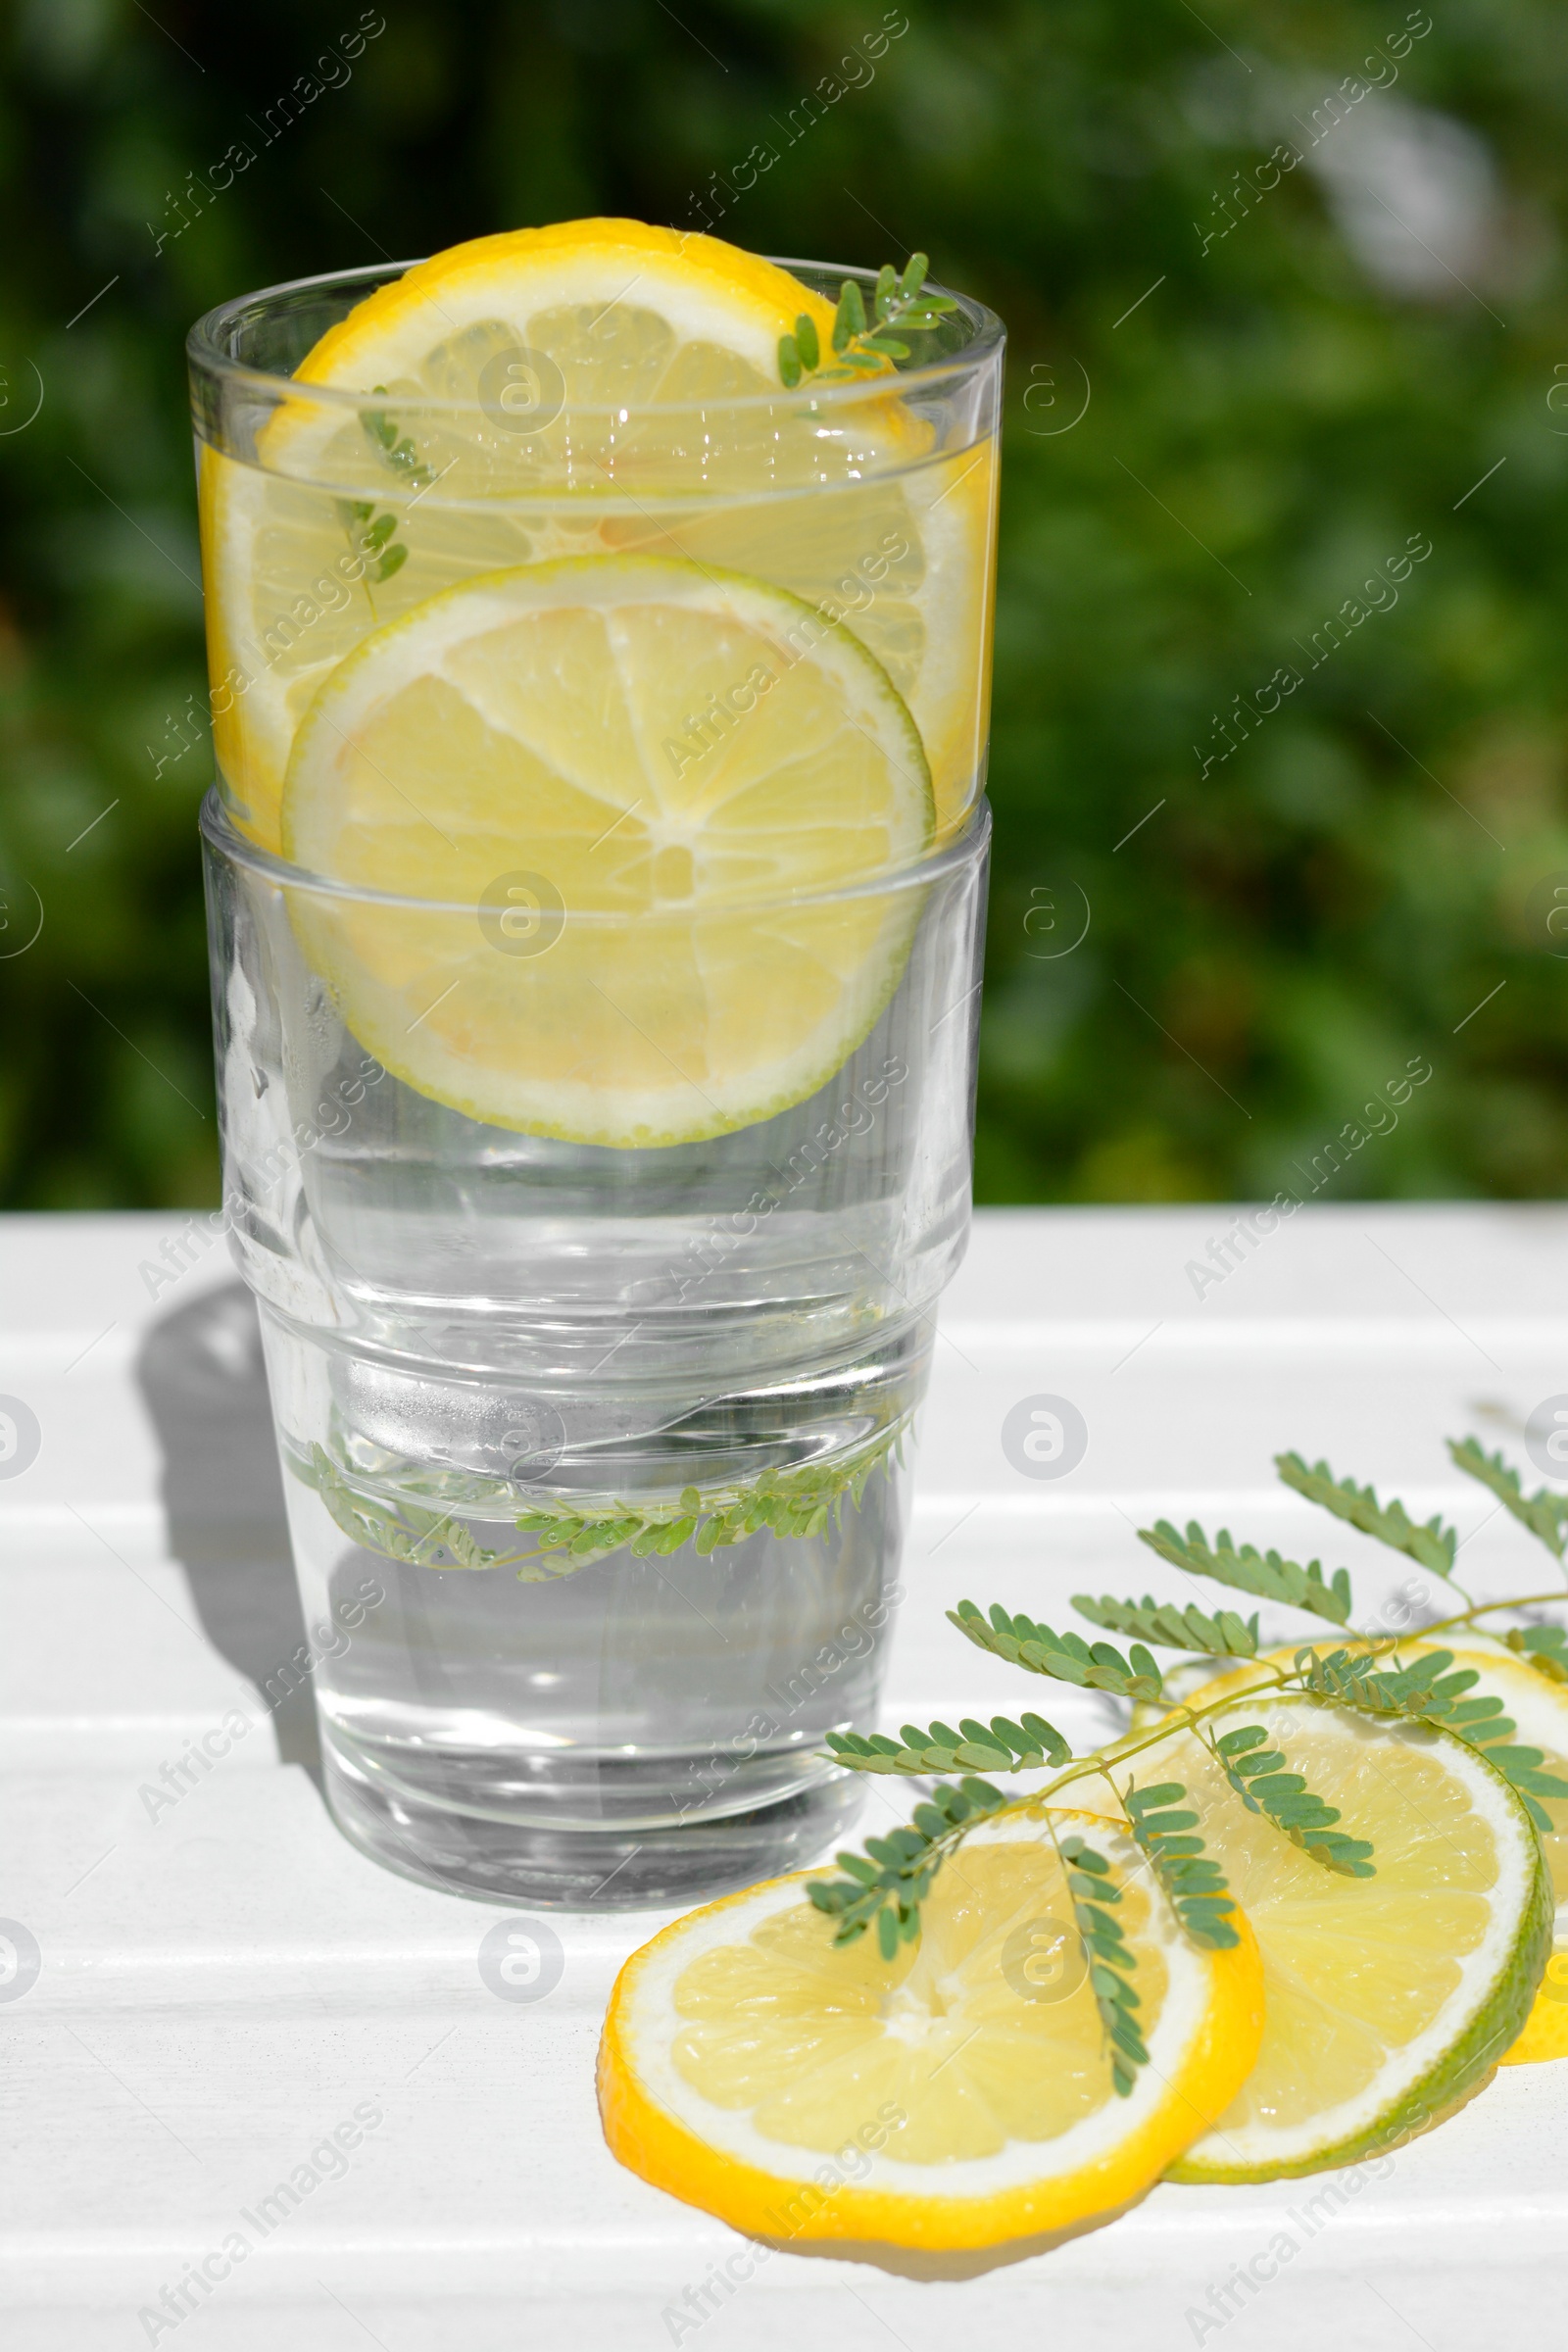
299, 1423, 907, 1582
824, 1710, 1072, 1778
1073, 1592, 1258, 1656
948, 1601, 1163, 1701
1138, 1521, 1351, 1626
513, 1417, 907, 1569
1058, 1833, 1147, 2096
1505, 1623, 1568, 1685
1447, 1438, 1568, 1562
1293, 1643, 1465, 1721
1287, 1643, 1568, 1829
1212, 1724, 1376, 1876
806, 1778, 1007, 1950
1123, 1782, 1240, 1949
1275, 1451, 1457, 1577
1470, 1742, 1568, 1834
362, 389, 436, 487
783, 253, 958, 387
301, 1446, 551, 1576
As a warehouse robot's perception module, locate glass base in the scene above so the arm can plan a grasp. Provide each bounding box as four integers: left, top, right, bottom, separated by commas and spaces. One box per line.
319, 1720, 868, 1909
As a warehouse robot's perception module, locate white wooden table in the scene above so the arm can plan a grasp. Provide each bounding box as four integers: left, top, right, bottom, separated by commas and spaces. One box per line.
5, 1203, 1568, 2349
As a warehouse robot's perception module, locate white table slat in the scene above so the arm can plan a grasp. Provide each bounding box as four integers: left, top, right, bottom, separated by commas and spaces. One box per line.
4, 1205, 1567, 2348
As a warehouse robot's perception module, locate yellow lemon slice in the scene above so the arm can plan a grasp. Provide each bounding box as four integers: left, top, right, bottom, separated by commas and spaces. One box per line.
1151, 1694, 1549, 2181
599, 1810, 1263, 2251
280, 553, 934, 1146
201, 219, 994, 851
1505, 1943, 1568, 2062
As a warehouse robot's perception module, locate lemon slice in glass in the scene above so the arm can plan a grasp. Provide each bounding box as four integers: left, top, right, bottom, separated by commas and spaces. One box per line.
599, 1810, 1263, 2251
202, 219, 993, 851
280, 553, 934, 1146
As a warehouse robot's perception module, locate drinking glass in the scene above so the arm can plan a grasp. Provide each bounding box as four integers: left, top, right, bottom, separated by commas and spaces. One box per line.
190, 259, 1002, 1907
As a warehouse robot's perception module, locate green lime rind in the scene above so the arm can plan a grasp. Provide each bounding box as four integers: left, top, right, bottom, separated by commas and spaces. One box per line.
1167, 1731, 1554, 2184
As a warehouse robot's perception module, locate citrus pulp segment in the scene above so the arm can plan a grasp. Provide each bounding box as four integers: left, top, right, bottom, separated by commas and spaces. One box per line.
596, 442, 996, 848
200, 219, 993, 850
1155, 1694, 1550, 2181
296, 219, 841, 411
598, 1811, 1264, 2250
280, 554, 934, 1147
1151, 1638, 1568, 1964
1140, 1636, 1568, 2071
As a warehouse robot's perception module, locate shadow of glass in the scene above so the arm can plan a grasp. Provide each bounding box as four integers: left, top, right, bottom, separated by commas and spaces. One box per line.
134, 1276, 320, 1780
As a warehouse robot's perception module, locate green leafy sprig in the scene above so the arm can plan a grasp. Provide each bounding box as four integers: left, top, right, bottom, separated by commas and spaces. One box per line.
1055, 1832, 1147, 2096
1276, 1450, 1458, 1577
336, 497, 409, 585
1139, 1520, 1351, 1626
514, 1419, 907, 1567
806, 1778, 1005, 1959
1506, 1624, 1568, 1684
1293, 1644, 1568, 1831
1074, 1592, 1259, 1656
947, 1600, 1163, 1701
777, 253, 958, 388
363, 389, 436, 487
825, 1711, 1072, 1778
1209, 1724, 1376, 1878
299, 1420, 906, 1580
1123, 1782, 1239, 1950
1448, 1438, 1568, 1561
806, 1424, 1568, 2110
337, 384, 441, 588
1292, 1642, 1503, 1734
301, 1445, 558, 1576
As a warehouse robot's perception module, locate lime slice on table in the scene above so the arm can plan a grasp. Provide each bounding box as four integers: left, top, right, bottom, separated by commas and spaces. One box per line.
281, 553, 934, 1147
599, 1811, 1263, 2252
1151, 1693, 1550, 2181
1442, 1644, 1568, 2066
1147, 1637, 1568, 2068
203, 218, 994, 852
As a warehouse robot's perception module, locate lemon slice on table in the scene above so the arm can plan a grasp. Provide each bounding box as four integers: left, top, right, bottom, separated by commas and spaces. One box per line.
599, 1811, 1263, 2251
281, 553, 934, 1147
1151, 1693, 1550, 2182
202, 219, 994, 851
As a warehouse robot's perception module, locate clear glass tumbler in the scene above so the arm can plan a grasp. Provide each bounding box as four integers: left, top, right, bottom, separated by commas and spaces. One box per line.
190, 256, 1001, 1907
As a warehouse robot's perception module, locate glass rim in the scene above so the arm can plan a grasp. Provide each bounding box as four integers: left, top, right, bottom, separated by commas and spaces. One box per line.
200, 786, 990, 919
186, 254, 1004, 423
199, 780, 992, 907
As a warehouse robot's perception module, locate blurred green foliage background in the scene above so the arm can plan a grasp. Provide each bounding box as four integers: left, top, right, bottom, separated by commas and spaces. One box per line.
3, 0, 1568, 1209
